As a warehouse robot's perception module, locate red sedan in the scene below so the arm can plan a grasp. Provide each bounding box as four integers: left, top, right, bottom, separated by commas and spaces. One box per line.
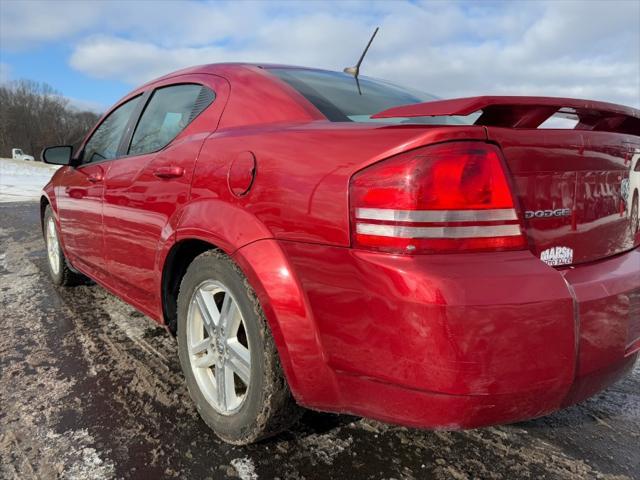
41, 64, 640, 444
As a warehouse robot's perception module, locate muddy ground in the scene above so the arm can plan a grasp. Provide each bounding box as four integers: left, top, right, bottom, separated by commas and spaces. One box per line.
0, 201, 638, 480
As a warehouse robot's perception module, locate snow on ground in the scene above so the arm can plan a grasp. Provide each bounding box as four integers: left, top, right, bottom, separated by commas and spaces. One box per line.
0, 157, 60, 203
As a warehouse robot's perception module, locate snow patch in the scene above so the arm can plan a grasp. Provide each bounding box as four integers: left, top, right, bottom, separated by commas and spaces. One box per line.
0, 157, 60, 202
298, 432, 353, 465
230, 457, 258, 480
49, 429, 116, 480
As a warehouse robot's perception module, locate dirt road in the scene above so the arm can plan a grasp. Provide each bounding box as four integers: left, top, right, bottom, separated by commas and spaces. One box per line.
1, 202, 638, 480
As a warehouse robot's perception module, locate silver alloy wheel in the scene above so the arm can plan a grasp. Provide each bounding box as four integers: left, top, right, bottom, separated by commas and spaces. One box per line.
187, 280, 251, 415
46, 216, 61, 276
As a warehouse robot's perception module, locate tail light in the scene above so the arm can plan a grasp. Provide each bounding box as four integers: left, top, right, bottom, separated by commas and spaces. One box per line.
350, 141, 526, 254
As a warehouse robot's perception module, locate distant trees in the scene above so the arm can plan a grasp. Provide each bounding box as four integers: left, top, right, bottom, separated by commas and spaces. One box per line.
0, 80, 101, 159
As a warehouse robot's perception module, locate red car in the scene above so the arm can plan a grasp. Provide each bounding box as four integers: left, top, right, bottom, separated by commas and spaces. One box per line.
41, 64, 640, 444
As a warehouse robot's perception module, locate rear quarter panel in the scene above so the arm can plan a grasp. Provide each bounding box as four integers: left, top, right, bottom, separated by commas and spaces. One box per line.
188, 124, 487, 247
181, 123, 487, 405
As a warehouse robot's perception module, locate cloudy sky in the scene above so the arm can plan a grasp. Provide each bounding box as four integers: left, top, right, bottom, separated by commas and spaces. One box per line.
1, 0, 639, 112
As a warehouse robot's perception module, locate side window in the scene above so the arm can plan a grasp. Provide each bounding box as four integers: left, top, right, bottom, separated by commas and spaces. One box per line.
83, 95, 141, 163
128, 84, 215, 156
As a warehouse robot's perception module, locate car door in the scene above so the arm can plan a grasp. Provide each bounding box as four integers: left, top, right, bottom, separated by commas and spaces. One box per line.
56, 94, 143, 280
101, 75, 226, 316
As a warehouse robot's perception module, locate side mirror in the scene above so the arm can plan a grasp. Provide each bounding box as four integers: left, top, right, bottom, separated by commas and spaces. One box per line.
42, 145, 73, 165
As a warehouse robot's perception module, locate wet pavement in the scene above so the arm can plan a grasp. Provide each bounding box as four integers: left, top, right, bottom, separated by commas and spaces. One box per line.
0, 201, 638, 480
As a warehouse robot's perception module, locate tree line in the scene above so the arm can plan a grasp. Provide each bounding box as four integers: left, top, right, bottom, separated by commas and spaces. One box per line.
0, 80, 101, 159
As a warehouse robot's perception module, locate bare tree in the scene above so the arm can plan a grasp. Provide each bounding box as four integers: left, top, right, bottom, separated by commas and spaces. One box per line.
0, 80, 101, 159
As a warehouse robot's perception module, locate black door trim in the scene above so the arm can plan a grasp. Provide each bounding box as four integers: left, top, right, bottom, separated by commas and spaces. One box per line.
116, 89, 152, 158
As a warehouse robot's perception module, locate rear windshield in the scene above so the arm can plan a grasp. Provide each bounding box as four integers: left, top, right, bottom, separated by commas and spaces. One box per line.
269, 68, 474, 125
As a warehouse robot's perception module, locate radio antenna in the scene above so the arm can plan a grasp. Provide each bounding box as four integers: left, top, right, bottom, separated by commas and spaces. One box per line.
344, 27, 379, 95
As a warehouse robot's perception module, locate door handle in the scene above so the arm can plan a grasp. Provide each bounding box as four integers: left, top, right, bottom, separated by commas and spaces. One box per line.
153, 166, 184, 179
87, 172, 103, 183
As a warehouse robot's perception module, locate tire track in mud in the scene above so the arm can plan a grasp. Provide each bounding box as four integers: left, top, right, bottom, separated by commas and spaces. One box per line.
1, 202, 638, 480
0, 225, 116, 479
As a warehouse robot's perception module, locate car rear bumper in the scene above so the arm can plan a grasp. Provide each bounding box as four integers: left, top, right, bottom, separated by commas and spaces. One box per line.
334, 353, 637, 429
278, 242, 639, 428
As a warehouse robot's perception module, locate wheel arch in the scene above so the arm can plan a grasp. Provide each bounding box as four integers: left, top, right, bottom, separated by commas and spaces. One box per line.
158, 198, 274, 332
158, 198, 338, 405
160, 238, 218, 334
231, 239, 339, 408
159, 234, 338, 407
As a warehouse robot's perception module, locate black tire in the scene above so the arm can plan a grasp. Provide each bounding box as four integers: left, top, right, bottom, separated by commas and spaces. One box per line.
43, 206, 85, 286
177, 250, 302, 444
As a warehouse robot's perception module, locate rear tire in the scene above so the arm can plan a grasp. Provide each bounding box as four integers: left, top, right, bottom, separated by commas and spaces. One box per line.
177, 250, 302, 444
43, 206, 85, 286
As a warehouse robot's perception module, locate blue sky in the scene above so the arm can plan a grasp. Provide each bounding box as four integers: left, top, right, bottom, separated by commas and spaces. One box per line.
1, 0, 639, 113
2, 43, 131, 109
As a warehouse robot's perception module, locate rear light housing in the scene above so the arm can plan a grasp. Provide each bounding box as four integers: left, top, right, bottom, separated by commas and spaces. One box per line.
350, 141, 526, 254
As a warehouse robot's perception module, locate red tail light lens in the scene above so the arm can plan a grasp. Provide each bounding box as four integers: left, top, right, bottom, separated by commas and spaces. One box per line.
350, 141, 526, 254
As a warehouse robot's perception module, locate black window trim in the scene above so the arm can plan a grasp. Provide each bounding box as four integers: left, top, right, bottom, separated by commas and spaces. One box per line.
116, 90, 152, 158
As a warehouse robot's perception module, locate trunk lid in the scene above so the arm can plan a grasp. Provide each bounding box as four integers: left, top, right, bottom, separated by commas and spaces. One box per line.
488, 128, 639, 265
373, 95, 640, 265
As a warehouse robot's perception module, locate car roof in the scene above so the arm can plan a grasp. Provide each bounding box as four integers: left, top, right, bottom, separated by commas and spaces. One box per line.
102, 63, 330, 132
143, 63, 326, 85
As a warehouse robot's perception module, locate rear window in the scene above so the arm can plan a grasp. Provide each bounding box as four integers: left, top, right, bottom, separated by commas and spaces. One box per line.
269, 68, 473, 125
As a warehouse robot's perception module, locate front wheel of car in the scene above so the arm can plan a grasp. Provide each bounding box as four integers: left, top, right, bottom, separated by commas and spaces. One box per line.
43, 206, 85, 286
631, 192, 639, 236
177, 250, 302, 444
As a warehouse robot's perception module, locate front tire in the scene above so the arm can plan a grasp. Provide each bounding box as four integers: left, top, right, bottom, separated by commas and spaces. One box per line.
43, 206, 84, 286
177, 250, 302, 444
631, 192, 639, 237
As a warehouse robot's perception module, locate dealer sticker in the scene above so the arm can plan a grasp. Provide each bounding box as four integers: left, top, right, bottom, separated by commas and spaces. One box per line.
540, 246, 574, 266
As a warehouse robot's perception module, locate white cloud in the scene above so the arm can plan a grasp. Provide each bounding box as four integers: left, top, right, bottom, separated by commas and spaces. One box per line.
0, 0, 102, 49
4, 0, 640, 107
1, 0, 282, 50
65, 96, 107, 114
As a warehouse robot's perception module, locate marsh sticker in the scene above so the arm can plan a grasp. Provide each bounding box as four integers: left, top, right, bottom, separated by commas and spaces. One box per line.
540, 246, 574, 266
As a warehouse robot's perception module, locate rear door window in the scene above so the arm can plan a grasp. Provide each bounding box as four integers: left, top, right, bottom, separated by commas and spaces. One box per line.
128, 84, 215, 156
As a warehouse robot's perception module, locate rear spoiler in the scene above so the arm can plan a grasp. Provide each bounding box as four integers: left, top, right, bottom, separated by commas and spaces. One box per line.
371, 96, 640, 135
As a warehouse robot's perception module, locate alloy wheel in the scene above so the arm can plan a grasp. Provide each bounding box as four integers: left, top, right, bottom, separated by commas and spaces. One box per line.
46, 217, 60, 276
186, 280, 251, 415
